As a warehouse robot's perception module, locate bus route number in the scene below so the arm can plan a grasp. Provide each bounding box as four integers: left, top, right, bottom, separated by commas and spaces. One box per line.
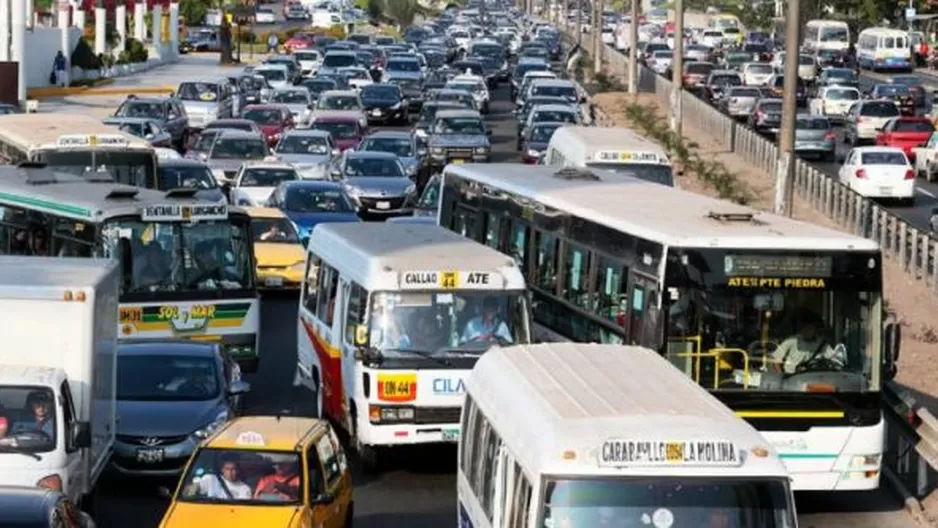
440, 271, 458, 289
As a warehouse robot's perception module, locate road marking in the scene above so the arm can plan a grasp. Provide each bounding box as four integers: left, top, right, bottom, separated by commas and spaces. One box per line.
916, 187, 936, 198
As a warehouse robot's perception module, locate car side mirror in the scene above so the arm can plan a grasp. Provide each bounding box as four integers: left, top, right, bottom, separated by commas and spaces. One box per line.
157, 486, 173, 499
308, 103, 314, 109
228, 379, 251, 395
69, 421, 92, 450
310, 491, 335, 505
884, 321, 901, 379
145, 133, 155, 140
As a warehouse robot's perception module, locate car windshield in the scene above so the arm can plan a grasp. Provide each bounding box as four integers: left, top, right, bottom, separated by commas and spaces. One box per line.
368, 290, 528, 356
323, 54, 356, 68
796, 118, 830, 130
210, 138, 267, 160
530, 124, 561, 143
205, 122, 255, 133
893, 120, 935, 133
876, 85, 910, 97
653, 51, 673, 58
586, 162, 674, 186
799, 55, 815, 65
192, 130, 219, 152
340, 68, 369, 80
177, 82, 219, 102
255, 68, 286, 82
686, 63, 713, 74
271, 91, 308, 104
730, 88, 761, 98
362, 85, 402, 101
417, 179, 439, 209
533, 110, 577, 124
826, 89, 858, 100
532, 85, 577, 99
448, 82, 478, 94
284, 187, 355, 213
252, 217, 300, 243
311, 121, 358, 139
541, 478, 794, 528
103, 217, 254, 294
711, 75, 741, 86
178, 448, 306, 505
317, 96, 360, 110
345, 157, 404, 177
434, 116, 484, 134
117, 354, 219, 401
513, 63, 549, 81
861, 102, 899, 117
115, 122, 152, 138
302, 80, 336, 95
276, 135, 331, 155
295, 51, 319, 61
820, 26, 849, 42
360, 137, 414, 157
239, 168, 298, 187
242, 108, 283, 125
0, 386, 56, 453
827, 69, 856, 80
760, 101, 783, 113
159, 165, 218, 190
387, 60, 420, 72
116, 101, 164, 118
861, 152, 908, 165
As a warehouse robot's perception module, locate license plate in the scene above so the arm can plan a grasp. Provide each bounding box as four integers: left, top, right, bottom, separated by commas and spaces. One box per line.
442, 429, 460, 442
452, 159, 465, 164
879, 187, 893, 195
376, 201, 390, 210
265, 276, 283, 287
136, 448, 164, 463
371, 109, 381, 116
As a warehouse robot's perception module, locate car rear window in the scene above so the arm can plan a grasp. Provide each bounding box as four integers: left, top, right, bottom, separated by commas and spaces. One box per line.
747, 64, 773, 74
686, 63, 713, 74
796, 118, 830, 130
731, 88, 761, 98
892, 120, 935, 133
861, 102, 900, 117
861, 152, 907, 165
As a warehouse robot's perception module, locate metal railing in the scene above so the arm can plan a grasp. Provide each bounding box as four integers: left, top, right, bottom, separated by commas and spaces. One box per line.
558, 28, 938, 513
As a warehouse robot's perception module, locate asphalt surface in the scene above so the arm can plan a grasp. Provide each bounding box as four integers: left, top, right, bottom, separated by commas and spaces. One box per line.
46, 55, 917, 528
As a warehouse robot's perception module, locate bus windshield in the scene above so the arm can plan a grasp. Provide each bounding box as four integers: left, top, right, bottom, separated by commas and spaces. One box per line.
35, 148, 157, 188
102, 217, 255, 296
663, 249, 881, 393
542, 477, 794, 528
586, 162, 674, 186
368, 290, 528, 357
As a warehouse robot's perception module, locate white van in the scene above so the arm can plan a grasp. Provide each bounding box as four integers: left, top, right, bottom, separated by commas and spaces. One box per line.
295, 223, 531, 468
857, 27, 912, 72
458, 343, 798, 528
546, 125, 674, 186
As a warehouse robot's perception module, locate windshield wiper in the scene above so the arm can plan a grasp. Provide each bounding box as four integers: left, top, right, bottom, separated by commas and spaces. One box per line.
0, 444, 42, 460
383, 348, 453, 367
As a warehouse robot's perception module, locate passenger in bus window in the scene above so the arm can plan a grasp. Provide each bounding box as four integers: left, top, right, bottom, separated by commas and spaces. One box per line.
27, 227, 48, 256
410, 311, 446, 350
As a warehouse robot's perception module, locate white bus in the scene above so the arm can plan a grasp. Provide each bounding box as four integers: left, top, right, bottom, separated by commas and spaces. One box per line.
439, 163, 899, 492
857, 27, 912, 72
545, 126, 674, 186
296, 222, 532, 468
803, 20, 850, 53
458, 342, 798, 527
0, 115, 158, 188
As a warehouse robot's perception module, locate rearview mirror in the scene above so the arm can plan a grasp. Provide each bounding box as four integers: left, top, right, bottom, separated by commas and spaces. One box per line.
310, 491, 335, 505
69, 421, 92, 450
884, 321, 901, 375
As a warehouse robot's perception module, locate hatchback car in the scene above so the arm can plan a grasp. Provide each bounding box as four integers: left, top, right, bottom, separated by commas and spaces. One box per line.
230, 161, 300, 207
246, 206, 306, 290
331, 151, 416, 216
794, 115, 836, 162
240, 104, 295, 147
274, 129, 337, 179
844, 100, 901, 146
308, 113, 367, 152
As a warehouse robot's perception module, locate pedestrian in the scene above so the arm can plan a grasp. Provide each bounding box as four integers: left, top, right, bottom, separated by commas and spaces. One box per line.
52, 51, 68, 87
267, 32, 279, 54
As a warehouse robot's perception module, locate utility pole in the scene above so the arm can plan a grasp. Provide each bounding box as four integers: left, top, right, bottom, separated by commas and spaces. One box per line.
774, 0, 801, 217
593, 0, 601, 74
669, 0, 684, 135
627, 0, 638, 92
576, 0, 582, 46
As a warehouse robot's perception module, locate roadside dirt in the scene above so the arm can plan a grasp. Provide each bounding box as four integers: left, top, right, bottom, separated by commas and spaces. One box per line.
594, 91, 938, 410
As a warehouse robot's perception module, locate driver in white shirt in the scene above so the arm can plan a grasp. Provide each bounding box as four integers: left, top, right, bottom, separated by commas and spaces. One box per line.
771, 313, 839, 374
191, 458, 253, 500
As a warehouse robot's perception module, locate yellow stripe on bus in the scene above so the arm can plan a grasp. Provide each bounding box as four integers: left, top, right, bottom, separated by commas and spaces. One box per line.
734, 410, 845, 419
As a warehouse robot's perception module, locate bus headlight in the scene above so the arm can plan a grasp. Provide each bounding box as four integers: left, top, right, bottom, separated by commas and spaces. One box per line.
368, 405, 415, 424
849, 454, 881, 467
474, 147, 488, 154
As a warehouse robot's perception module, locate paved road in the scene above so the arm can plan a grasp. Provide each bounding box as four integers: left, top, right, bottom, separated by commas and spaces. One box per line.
44, 55, 916, 528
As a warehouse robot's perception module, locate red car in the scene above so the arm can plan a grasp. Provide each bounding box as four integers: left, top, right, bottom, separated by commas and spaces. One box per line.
875, 117, 935, 162
309, 116, 366, 152
240, 104, 294, 147
284, 32, 316, 53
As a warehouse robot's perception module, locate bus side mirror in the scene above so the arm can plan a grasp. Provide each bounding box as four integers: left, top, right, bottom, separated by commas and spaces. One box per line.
884, 322, 901, 380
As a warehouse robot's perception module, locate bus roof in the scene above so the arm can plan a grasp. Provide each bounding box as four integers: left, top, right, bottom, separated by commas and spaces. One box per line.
0, 165, 245, 222
467, 343, 789, 478
443, 164, 879, 251
0, 114, 152, 150
550, 125, 669, 164
307, 223, 526, 292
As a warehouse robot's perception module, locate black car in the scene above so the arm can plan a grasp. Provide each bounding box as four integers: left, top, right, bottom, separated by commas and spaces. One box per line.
113, 95, 189, 149
888, 75, 928, 108
360, 83, 409, 125
0, 487, 95, 527
158, 158, 227, 202
234, 74, 268, 106
389, 77, 425, 113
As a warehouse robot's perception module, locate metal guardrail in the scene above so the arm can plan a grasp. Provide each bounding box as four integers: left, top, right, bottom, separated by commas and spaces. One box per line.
557, 27, 938, 515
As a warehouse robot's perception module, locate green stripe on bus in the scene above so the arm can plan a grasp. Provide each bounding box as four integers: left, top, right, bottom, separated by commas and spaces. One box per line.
0, 191, 92, 218
779, 453, 838, 459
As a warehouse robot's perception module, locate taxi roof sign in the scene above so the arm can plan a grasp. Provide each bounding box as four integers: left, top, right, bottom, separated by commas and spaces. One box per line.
598, 439, 742, 468
235, 431, 266, 446
595, 150, 661, 163
56, 134, 129, 148
141, 203, 229, 222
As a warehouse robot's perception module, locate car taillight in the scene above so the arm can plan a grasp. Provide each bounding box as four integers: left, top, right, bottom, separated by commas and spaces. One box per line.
824, 131, 836, 141
855, 169, 867, 179
905, 169, 915, 180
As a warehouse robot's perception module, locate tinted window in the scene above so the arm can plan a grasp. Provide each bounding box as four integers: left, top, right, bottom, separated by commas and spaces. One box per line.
284, 187, 356, 213
861, 151, 908, 165
271, 91, 309, 104
276, 135, 331, 155
861, 102, 899, 117
159, 165, 217, 190
243, 108, 283, 125
686, 63, 713, 74
117, 355, 219, 401
387, 60, 421, 72
796, 118, 830, 130
360, 137, 414, 157
760, 101, 783, 112
323, 54, 357, 68
345, 157, 404, 177
311, 121, 359, 139
240, 168, 298, 187
892, 120, 934, 133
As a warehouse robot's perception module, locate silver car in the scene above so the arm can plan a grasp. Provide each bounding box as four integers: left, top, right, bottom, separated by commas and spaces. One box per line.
844, 100, 900, 145
175, 79, 234, 130
721, 86, 762, 119
269, 88, 314, 124
794, 115, 836, 162
274, 129, 337, 179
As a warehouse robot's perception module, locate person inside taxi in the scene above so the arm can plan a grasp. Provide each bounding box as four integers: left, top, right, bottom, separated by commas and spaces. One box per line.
13, 391, 55, 438
771, 312, 840, 374
254, 457, 301, 500
187, 457, 253, 500
460, 296, 512, 344
259, 223, 287, 241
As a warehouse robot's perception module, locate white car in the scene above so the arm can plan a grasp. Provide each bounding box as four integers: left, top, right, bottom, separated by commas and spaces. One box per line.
294, 49, 322, 77
809, 86, 860, 120
601, 25, 615, 45
838, 146, 915, 205
447, 74, 491, 113
338, 66, 374, 91
231, 161, 300, 207
701, 30, 724, 48
741, 62, 774, 86
254, 7, 277, 24
648, 50, 673, 75
154, 147, 181, 160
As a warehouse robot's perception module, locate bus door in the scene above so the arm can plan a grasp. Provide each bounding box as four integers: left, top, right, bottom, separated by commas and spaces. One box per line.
626, 270, 659, 349
337, 276, 363, 432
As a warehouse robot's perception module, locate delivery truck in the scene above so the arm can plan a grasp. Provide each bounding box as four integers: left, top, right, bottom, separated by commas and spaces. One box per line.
0, 257, 118, 509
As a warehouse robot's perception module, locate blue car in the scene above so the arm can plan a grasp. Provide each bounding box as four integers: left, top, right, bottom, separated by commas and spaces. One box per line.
267, 180, 362, 242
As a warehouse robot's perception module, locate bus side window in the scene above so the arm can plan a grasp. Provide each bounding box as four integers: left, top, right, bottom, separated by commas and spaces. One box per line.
483, 212, 502, 249
533, 231, 558, 293
506, 220, 529, 272
593, 257, 628, 328
453, 204, 478, 240
302, 254, 322, 315
510, 462, 532, 528
317, 264, 339, 326
562, 244, 590, 308
460, 395, 478, 477
629, 282, 647, 345
343, 283, 366, 345
480, 423, 501, 521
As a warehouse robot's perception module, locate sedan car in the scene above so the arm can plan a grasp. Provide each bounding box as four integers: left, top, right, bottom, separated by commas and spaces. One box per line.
794, 115, 836, 162
240, 104, 294, 147
104, 117, 173, 148
331, 151, 416, 216
748, 98, 783, 136
109, 341, 250, 478
274, 129, 337, 179
246, 206, 306, 290
518, 104, 580, 149
875, 117, 935, 162
157, 158, 226, 202
838, 146, 915, 205
520, 121, 563, 164
267, 180, 362, 240
358, 130, 425, 185
720, 86, 762, 120
230, 161, 300, 207
112, 95, 189, 149
360, 83, 409, 125
308, 113, 366, 152
414, 101, 464, 141
205, 129, 271, 183
268, 88, 314, 124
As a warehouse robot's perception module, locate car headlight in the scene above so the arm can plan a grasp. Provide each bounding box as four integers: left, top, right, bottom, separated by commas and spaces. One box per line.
526, 149, 541, 158
431, 147, 444, 154
474, 147, 487, 154
415, 129, 427, 138
192, 410, 230, 440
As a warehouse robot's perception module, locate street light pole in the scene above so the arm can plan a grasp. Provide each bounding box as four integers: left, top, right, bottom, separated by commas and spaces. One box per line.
774, 0, 801, 217
593, 0, 602, 74
627, 0, 638, 92
669, 0, 684, 135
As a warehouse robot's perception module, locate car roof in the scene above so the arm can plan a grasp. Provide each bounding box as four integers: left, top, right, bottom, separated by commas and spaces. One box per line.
244, 206, 286, 219
119, 340, 220, 358
283, 129, 332, 138
366, 130, 412, 139
436, 109, 482, 118
532, 104, 577, 111
282, 180, 345, 191
531, 79, 575, 87
241, 160, 295, 170
243, 104, 289, 111
320, 90, 358, 97
853, 146, 907, 153
158, 158, 209, 167
103, 117, 157, 124
346, 151, 399, 159
216, 129, 268, 139
206, 416, 330, 452
207, 118, 256, 126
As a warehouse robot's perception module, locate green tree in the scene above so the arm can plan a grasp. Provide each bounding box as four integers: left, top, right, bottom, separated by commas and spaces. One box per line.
179, 0, 208, 26
385, 0, 418, 28
367, 0, 384, 22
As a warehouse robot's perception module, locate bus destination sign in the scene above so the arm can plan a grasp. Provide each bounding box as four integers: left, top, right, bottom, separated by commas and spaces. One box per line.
724, 255, 833, 278
56, 134, 128, 148
142, 204, 229, 222
596, 151, 660, 163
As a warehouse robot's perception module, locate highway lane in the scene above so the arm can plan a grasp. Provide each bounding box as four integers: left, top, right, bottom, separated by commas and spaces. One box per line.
45, 55, 914, 527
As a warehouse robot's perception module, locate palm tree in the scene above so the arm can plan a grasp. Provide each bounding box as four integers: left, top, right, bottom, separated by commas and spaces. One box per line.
385, 0, 419, 29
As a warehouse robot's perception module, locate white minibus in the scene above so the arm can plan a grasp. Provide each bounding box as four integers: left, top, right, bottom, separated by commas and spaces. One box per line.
857, 27, 912, 72
546, 125, 674, 186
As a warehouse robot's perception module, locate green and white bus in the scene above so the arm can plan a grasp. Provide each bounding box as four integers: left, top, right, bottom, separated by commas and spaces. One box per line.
0, 163, 261, 371
439, 163, 900, 492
